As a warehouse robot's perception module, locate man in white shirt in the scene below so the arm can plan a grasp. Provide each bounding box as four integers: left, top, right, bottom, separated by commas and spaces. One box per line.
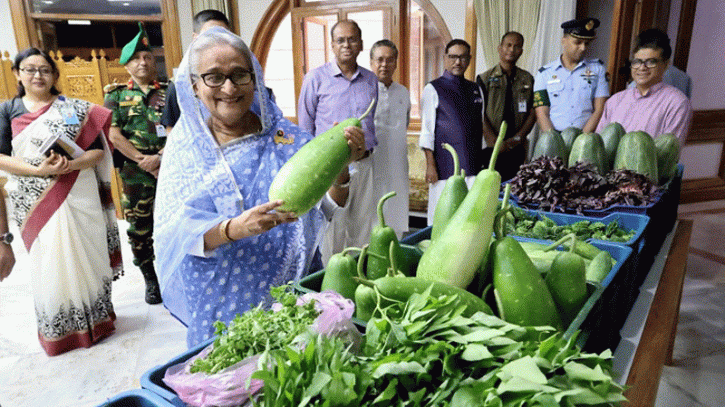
419, 39, 485, 225
370, 40, 411, 238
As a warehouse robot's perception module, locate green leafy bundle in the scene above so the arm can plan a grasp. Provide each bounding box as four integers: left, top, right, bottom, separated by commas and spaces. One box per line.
190, 286, 319, 374
252, 287, 627, 406
504, 206, 635, 243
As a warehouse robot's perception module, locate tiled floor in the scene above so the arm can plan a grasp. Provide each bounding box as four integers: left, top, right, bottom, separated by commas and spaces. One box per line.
0, 202, 723, 407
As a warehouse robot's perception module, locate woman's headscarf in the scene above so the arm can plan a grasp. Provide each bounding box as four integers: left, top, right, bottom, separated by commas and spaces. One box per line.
154, 28, 324, 325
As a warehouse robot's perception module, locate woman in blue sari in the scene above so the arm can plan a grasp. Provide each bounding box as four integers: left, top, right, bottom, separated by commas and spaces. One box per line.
154, 28, 366, 347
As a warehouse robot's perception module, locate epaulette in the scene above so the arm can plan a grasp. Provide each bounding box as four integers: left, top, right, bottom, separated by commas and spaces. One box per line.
588, 58, 604, 65
538, 66, 547, 73
103, 83, 127, 94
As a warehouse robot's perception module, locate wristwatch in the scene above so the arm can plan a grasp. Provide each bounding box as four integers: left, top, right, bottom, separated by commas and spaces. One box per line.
1, 232, 13, 245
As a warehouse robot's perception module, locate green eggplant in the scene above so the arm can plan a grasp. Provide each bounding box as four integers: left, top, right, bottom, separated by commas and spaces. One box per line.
431, 143, 468, 241
367, 191, 403, 279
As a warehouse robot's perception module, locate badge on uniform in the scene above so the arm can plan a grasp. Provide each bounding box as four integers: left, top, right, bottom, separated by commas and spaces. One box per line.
155, 124, 167, 138
581, 68, 596, 84
59, 104, 80, 125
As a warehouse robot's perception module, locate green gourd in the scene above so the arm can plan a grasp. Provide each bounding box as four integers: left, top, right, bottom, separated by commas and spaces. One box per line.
655, 133, 681, 185
431, 143, 468, 241
568, 132, 608, 173
600, 122, 625, 167
367, 191, 403, 280
586, 250, 614, 283
320, 247, 360, 300
532, 129, 567, 161
269, 99, 375, 214
492, 236, 562, 329
613, 131, 659, 182
544, 235, 588, 326
560, 126, 582, 153
415, 122, 507, 289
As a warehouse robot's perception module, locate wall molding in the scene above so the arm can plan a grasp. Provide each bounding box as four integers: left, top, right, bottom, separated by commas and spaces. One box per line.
681, 109, 725, 203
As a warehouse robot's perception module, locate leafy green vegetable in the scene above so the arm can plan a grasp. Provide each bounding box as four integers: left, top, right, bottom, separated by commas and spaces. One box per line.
190, 285, 319, 374
251, 286, 626, 406
502, 205, 636, 243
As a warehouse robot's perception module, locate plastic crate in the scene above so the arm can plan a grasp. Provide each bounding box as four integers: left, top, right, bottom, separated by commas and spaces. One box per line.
140, 338, 215, 407
507, 209, 650, 252
508, 164, 683, 221
96, 389, 174, 407
306, 227, 633, 352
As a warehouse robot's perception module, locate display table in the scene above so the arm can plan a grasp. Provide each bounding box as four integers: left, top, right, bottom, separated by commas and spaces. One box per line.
612, 220, 693, 406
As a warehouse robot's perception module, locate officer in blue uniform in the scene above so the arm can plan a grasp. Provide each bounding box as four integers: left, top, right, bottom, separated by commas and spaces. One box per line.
533, 18, 609, 133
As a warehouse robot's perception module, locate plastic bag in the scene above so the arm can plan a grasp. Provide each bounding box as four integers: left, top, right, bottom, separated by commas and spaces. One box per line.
163, 291, 360, 407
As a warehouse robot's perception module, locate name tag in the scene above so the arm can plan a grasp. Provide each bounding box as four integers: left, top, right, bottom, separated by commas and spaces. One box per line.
119, 101, 139, 107
518, 101, 527, 113
60, 104, 80, 125
155, 124, 167, 138
547, 79, 561, 84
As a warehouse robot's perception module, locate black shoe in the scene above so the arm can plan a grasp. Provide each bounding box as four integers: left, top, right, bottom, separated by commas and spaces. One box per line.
145, 281, 162, 304
140, 267, 163, 305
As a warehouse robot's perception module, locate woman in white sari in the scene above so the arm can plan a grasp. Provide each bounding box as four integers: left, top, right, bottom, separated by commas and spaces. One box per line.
0, 48, 122, 356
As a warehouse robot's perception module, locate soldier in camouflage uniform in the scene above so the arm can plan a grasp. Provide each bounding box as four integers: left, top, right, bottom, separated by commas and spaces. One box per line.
104, 23, 166, 304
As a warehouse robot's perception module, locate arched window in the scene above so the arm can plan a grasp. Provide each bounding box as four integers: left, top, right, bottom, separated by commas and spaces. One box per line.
254, 0, 450, 122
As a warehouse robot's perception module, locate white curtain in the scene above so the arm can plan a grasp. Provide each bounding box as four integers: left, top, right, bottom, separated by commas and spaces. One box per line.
524, 0, 576, 73
473, 0, 542, 72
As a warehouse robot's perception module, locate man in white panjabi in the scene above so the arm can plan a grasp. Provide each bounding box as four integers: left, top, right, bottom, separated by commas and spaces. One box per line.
370, 40, 411, 238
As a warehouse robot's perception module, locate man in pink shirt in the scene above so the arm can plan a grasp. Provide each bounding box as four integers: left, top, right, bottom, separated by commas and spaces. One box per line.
597, 29, 692, 146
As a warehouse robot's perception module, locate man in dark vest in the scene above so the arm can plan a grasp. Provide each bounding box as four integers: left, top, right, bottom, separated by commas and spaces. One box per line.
419, 39, 484, 225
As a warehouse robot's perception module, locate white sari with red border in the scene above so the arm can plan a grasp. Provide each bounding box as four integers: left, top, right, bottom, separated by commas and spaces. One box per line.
5, 96, 122, 356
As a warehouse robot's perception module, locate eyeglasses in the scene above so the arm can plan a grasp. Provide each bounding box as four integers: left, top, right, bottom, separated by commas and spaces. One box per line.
333, 36, 361, 46
20, 67, 54, 76
446, 54, 471, 62
630, 58, 662, 69
196, 70, 254, 87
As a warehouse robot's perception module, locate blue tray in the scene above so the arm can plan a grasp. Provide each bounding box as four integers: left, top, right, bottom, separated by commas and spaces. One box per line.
96, 389, 173, 407
303, 226, 633, 352
509, 209, 650, 252
140, 338, 215, 407
508, 164, 683, 219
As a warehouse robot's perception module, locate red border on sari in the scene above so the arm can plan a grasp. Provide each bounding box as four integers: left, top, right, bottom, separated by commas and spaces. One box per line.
38, 311, 116, 357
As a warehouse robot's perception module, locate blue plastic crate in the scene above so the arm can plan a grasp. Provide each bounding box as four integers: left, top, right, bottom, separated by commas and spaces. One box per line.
96, 389, 173, 407
306, 226, 633, 351
508, 164, 683, 220
507, 208, 650, 252
140, 338, 215, 407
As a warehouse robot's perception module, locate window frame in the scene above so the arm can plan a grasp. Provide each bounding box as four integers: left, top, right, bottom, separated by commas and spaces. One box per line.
9, 0, 182, 79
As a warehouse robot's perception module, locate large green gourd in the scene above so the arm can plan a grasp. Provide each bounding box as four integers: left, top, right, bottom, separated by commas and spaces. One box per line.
655, 133, 681, 185
568, 132, 608, 173
415, 122, 507, 289
431, 143, 468, 241
268, 99, 375, 214
560, 126, 582, 154
600, 122, 625, 167
613, 131, 659, 182
532, 129, 567, 161
492, 236, 562, 329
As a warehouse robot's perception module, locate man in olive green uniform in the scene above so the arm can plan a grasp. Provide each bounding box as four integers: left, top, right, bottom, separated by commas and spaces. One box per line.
476, 31, 535, 181
104, 23, 166, 304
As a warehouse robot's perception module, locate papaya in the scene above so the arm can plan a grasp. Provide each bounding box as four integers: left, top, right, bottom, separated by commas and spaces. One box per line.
568, 132, 608, 173
613, 131, 659, 182
561, 126, 582, 153
600, 122, 625, 167
532, 129, 567, 161
655, 133, 681, 185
